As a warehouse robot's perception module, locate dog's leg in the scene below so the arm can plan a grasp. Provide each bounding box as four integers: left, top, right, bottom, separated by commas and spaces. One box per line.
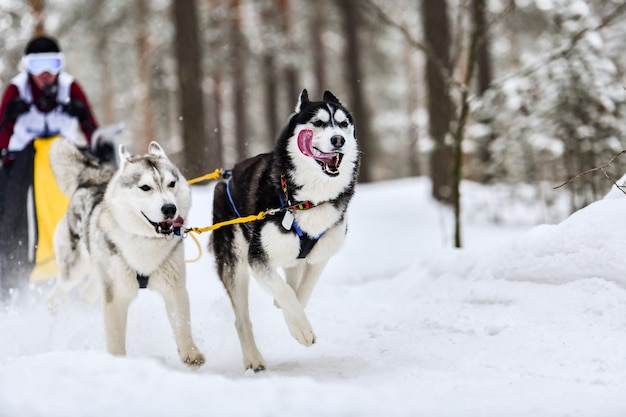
292, 221, 346, 307
276, 263, 305, 308
48, 221, 86, 313
80, 274, 101, 306
152, 277, 205, 369
103, 278, 135, 356
222, 265, 267, 372
294, 260, 328, 308
284, 263, 306, 292
48, 262, 81, 313
251, 263, 316, 347
212, 221, 267, 371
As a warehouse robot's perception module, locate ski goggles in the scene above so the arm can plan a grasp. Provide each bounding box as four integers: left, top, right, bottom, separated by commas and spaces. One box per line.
22, 53, 65, 76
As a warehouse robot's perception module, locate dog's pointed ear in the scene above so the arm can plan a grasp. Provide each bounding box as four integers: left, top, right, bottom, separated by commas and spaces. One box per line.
323, 90, 342, 105
148, 141, 166, 158
118, 144, 131, 168
295, 89, 309, 114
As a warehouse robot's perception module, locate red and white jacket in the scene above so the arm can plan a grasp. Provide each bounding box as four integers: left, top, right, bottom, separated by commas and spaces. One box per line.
0, 71, 98, 152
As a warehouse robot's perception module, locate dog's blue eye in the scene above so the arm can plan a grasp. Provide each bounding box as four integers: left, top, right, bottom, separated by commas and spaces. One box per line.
140, 185, 151, 192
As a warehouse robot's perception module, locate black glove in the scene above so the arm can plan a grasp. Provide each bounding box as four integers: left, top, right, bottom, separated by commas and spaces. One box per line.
64, 100, 89, 122
38, 83, 58, 111
94, 141, 115, 163
4, 98, 30, 122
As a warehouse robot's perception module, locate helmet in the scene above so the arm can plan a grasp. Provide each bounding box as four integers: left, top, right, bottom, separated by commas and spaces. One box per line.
24, 35, 61, 55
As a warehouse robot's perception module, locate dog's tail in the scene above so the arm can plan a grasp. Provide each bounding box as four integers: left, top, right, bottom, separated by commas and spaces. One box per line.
49, 139, 106, 197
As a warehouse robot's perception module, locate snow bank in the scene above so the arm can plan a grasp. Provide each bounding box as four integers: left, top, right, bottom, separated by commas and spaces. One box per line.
1, 178, 625, 417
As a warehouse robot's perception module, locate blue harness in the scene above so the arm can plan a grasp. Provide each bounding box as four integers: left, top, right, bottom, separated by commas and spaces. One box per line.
277, 193, 325, 259
226, 177, 325, 259
226, 180, 252, 235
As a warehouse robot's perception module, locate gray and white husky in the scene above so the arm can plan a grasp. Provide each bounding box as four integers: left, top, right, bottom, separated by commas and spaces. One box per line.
48, 139, 205, 368
210, 89, 360, 371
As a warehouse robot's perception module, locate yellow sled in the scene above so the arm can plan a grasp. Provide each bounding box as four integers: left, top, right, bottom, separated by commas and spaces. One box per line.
29, 136, 69, 282
27, 124, 123, 282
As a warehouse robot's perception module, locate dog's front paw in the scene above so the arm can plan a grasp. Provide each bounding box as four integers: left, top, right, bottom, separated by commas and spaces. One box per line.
241, 345, 267, 372
244, 357, 266, 373
285, 314, 316, 346
181, 349, 205, 369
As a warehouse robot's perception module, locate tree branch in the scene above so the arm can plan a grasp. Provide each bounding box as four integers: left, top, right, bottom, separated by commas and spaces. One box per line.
490, 2, 626, 90
363, 0, 513, 93
553, 150, 626, 195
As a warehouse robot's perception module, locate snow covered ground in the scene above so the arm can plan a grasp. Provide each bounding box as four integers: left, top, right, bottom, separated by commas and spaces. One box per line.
1, 177, 625, 417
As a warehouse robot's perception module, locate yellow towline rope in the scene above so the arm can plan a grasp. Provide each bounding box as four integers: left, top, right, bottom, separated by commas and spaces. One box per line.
187, 168, 225, 185
185, 168, 274, 234
183, 168, 278, 262
186, 210, 275, 235
183, 210, 278, 263
185, 232, 203, 263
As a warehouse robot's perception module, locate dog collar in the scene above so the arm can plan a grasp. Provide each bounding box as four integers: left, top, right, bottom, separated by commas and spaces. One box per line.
278, 174, 326, 258
280, 174, 316, 211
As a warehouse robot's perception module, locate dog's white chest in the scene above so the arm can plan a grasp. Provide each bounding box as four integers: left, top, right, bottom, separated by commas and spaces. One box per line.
293, 204, 342, 236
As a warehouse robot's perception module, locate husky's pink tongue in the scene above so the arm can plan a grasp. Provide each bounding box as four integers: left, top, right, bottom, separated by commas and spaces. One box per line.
171, 216, 185, 227
297, 129, 338, 164
160, 216, 184, 230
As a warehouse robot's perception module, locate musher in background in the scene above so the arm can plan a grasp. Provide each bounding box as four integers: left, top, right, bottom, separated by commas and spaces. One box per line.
0, 35, 104, 299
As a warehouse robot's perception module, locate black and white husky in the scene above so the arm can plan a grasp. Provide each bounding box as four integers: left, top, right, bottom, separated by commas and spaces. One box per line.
210, 89, 360, 371
47, 139, 205, 368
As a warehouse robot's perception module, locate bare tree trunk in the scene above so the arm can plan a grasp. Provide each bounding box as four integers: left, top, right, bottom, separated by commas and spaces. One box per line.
99, 35, 114, 125
211, 72, 224, 166
172, 0, 208, 178
277, 0, 299, 105
506, 0, 520, 68
472, 0, 492, 96
451, 0, 484, 248
207, 0, 225, 167
404, 42, 420, 177
471, 0, 496, 184
310, 0, 327, 97
421, 0, 452, 202
231, 0, 248, 160
262, 53, 279, 142
29, 0, 45, 35
136, 0, 155, 151
260, 1, 279, 143
337, 0, 374, 183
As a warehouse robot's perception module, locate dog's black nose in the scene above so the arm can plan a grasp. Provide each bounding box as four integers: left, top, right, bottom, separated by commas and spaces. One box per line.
331, 135, 345, 148
161, 203, 177, 219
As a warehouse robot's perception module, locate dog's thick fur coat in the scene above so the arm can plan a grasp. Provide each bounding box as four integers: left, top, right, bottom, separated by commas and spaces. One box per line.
48, 140, 204, 368
210, 90, 359, 371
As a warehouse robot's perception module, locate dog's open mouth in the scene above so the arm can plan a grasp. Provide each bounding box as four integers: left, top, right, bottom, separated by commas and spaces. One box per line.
297, 129, 343, 177
142, 212, 185, 236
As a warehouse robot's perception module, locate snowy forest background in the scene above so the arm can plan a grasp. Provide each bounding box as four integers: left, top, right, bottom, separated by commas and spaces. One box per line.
2, 0, 626, 232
